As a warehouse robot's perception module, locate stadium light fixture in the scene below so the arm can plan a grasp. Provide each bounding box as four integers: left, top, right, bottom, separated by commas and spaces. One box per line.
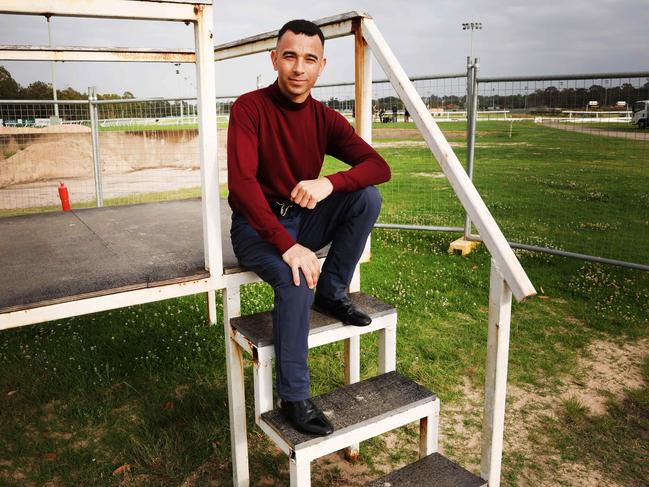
462, 21, 483, 61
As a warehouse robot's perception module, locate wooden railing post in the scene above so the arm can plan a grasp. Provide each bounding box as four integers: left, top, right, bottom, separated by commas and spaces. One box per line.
480, 259, 513, 487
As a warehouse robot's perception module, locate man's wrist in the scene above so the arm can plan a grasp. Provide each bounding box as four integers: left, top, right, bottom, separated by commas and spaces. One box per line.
323, 174, 342, 192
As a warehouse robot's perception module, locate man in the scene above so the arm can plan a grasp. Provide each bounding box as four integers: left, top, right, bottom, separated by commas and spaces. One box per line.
227, 19, 391, 436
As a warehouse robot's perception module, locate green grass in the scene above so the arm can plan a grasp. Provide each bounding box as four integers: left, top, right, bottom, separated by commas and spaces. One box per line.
0, 119, 648, 485
1, 230, 646, 485
364, 120, 649, 264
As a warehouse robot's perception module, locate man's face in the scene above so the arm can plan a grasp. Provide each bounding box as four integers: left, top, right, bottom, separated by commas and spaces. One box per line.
271, 30, 326, 103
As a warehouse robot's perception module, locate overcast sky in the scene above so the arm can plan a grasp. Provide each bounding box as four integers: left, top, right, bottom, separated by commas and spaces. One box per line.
0, 0, 647, 99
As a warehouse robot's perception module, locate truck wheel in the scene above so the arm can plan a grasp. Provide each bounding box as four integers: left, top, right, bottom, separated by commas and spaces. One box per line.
639, 120, 647, 129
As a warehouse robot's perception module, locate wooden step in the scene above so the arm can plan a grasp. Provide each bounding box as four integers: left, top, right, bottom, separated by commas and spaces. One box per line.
230, 292, 396, 357
363, 453, 487, 487
258, 371, 438, 459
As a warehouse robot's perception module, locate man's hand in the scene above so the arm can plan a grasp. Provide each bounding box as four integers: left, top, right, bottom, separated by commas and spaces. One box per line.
290, 177, 333, 209
282, 243, 320, 288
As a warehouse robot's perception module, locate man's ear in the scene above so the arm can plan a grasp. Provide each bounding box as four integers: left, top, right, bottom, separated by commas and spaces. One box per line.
270, 49, 278, 71
318, 56, 327, 77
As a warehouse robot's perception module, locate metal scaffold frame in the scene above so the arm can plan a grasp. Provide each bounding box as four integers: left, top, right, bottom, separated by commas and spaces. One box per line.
0, 0, 222, 326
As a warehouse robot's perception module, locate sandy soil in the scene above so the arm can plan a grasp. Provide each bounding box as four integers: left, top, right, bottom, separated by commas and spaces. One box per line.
440, 336, 648, 487
0, 129, 228, 208
0, 167, 208, 210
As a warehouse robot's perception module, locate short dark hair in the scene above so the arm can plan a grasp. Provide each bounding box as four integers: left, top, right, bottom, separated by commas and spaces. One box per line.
277, 19, 325, 47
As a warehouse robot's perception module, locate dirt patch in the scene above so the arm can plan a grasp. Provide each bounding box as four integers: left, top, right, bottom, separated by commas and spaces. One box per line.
373, 128, 466, 140
439, 377, 483, 473
561, 338, 648, 415
312, 450, 374, 486
412, 172, 446, 179
373, 140, 428, 148
0, 129, 227, 189
373, 128, 425, 140
438, 336, 648, 486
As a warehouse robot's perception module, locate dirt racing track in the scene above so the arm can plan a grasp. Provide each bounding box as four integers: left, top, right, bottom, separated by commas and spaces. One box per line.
540, 121, 649, 141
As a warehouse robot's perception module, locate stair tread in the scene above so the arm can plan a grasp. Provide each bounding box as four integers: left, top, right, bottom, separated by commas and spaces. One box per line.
364, 453, 487, 487
231, 292, 395, 348
261, 371, 435, 449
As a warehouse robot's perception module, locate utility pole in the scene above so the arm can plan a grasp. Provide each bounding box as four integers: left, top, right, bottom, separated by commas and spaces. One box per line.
47, 16, 60, 121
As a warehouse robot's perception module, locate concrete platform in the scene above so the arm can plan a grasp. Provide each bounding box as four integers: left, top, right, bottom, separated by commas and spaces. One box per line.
364, 452, 486, 487
0, 199, 242, 313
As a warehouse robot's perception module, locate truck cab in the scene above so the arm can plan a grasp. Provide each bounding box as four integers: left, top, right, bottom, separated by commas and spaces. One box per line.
631, 100, 648, 128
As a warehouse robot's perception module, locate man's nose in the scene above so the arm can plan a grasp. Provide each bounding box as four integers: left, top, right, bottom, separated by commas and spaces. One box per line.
293, 58, 305, 74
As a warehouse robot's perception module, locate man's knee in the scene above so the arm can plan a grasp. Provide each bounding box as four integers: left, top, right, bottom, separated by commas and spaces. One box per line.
274, 268, 315, 303
360, 185, 382, 217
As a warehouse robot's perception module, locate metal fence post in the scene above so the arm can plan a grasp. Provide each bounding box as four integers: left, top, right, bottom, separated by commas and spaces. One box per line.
88, 86, 104, 207
464, 57, 479, 239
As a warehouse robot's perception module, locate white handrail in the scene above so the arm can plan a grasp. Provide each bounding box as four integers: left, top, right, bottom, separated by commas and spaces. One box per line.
362, 18, 536, 302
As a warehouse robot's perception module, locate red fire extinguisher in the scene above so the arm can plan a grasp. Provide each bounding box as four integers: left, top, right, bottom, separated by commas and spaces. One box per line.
58, 182, 71, 212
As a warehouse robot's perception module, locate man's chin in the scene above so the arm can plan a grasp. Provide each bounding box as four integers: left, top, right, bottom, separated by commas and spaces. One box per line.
280, 84, 310, 101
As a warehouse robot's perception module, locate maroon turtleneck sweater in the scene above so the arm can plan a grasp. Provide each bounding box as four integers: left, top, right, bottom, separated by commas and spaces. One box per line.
227, 79, 391, 254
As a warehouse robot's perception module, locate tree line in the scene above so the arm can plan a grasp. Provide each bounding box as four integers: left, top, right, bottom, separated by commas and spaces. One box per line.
323, 81, 649, 113
0, 65, 134, 101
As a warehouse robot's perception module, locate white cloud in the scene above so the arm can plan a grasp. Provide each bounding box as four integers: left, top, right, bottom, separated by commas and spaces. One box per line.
0, 0, 646, 98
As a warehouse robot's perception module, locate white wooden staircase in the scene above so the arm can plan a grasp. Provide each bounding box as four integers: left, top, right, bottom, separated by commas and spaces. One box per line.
222, 247, 487, 486
219, 11, 536, 487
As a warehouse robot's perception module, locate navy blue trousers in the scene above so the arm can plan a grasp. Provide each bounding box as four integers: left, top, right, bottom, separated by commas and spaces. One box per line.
230, 187, 382, 401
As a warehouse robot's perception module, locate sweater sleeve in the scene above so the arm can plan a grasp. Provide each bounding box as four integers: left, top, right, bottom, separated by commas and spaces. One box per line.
227, 98, 296, 254
323, 110, 391, 192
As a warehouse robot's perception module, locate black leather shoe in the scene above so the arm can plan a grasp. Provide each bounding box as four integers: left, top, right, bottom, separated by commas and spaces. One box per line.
313, 294, 372, 327
280, 399, 334, 436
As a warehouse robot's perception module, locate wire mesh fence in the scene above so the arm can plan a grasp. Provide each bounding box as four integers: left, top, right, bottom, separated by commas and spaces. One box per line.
1, 71, 647, 266
0, 97, 225, 216
313, 71, 649, 266
0, 100, 93, 213
471, 74, 649, 266
93, 98, 202, 208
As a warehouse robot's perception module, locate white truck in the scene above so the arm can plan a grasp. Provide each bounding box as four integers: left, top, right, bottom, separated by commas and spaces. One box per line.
631, 100, 648, 129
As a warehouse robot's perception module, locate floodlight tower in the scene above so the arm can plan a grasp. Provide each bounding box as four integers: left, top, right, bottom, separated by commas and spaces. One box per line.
461, 21, 482, 241
461, 21, 482, 61
174, 63, 183, 118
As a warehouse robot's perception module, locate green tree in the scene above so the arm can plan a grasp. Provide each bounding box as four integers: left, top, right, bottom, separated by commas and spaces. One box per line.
20, 80, 52, 99
0, 65, 20, 99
